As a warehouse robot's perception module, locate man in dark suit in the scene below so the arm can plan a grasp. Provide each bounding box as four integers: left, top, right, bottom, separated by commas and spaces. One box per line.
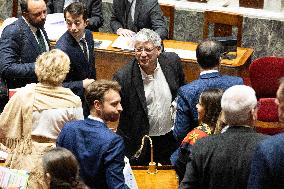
180, 85, 269, 189
47, 0, 103, 31
0, 0, 50, 89
56, 2, 96, 116
113, 28, 185, 165
173, 39, 243, 143
110, 0, 168, 39
57, 80, 129, 189
247, 78, 284, 189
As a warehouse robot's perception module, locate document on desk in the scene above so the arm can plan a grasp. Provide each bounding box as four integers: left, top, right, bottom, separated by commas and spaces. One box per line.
165, 48, 197, 60
111, 36, 134, 51
93, 39, 112, 49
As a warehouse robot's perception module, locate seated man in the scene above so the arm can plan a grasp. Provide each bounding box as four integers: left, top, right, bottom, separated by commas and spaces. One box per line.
180, 85, 269, 189
173, 39, 243, 143
57, 80, 129, 189
56, 2, 96, 117
110, 0, 168, 39
113, 28, 185, 165
47, 0, 103, 31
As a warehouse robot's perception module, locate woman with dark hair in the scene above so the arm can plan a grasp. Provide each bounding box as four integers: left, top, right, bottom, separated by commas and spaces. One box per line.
43, 147, 80, 189
171, 88, 224, 181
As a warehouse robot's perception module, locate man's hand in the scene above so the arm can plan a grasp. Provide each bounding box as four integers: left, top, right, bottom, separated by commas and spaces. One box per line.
117, 28, 136, 37
83, 78, 95, 89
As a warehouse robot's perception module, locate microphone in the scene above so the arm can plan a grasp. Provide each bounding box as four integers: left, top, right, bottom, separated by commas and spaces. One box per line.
133, 135, 158, 174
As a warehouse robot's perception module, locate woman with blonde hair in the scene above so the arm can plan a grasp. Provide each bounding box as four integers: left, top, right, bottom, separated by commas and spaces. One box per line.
0, 49, 83, 188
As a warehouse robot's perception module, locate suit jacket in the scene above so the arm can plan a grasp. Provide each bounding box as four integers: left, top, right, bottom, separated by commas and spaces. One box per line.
113, 52, 185, 158
0, 17, 50, 89
248, 133, 284, 189
110, 0, 168, 39
180, 126, 269, 189
56, 29, 96, 100
173, 72, 243, 142
57, 119, 129, 189
47, 0, 104, 31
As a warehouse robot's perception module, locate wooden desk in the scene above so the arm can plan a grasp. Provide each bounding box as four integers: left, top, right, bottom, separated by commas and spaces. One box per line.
93, 32, 254, 82
132, 166, 178, 189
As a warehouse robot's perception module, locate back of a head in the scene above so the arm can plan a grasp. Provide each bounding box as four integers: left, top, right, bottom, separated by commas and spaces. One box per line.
64, 2, 88, 21
221, 85, 257, 126
201, 88, 224, 129
196, 39, 223, 69
43, 147, 79, 189
134, 28, 161, 47
35, 49, 70, 86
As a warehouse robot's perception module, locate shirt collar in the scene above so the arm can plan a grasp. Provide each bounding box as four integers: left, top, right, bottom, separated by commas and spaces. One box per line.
76, 33, 86, 43
200, 69, 218, 75
88, 115, 104, 123
140, 59, 160, 80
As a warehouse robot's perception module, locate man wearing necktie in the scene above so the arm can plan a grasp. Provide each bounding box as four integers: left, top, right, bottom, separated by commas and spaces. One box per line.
0, 0, 50, 90
56, 2, 96, 117
111, 0, 168, 39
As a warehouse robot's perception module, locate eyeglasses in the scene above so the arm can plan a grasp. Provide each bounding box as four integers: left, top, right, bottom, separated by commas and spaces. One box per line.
135, 47, 156, 54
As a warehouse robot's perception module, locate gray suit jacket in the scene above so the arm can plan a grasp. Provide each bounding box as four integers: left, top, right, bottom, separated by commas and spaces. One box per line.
180, 126, 269, 189
0, 17, 50, 89
110, 0, 168, 39
47, 0, 104, 31
113, 52, 185, 158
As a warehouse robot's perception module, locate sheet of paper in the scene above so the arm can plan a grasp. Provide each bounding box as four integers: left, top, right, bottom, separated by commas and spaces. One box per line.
94, 39, 112, 49
164, 48, 197, 60
45, 13, 67, 41
111, 36, 134, 51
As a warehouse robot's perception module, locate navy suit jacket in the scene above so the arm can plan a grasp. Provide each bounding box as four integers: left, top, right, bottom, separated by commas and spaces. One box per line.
56, 29, 96, 100
180, 126, 268, 189
113, 52, 185, 158
47, 0, 104, 31
248, 133, 284, 189
110, 0, 168, 39
57, 119, 129, 189
0, 17, 50, 89
173, 72, 243, 142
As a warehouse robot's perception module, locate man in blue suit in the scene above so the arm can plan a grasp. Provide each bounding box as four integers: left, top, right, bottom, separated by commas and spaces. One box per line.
247, 78, 284, 189
173, 39, 243, 142
56, 2, 96, 116
57, 80, 129, 189
0, 0, 50, 89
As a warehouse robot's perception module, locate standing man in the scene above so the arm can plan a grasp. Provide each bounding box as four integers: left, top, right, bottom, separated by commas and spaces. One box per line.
56, 2, 96, 116
180, 85, 269, 189
47, 0, 104, 31
247, 78, 284, 189
173, 39, 243, 143
110, 0, 168, 39
57, 80, 129, 189
113, 28, 185, 165
0, 0, 50, 89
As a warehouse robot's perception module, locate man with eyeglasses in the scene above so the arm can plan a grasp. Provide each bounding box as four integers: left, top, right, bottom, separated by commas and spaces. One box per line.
113, 28, 185, 165
0, 0, 50, 90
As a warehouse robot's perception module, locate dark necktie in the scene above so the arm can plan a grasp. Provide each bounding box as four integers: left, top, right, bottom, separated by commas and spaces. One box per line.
36, 29, 46, 53
80, 38, 88, 61
126, 0, 135, 30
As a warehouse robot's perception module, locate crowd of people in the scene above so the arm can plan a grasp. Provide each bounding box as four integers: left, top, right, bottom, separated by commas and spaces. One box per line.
0, 0, 283, 189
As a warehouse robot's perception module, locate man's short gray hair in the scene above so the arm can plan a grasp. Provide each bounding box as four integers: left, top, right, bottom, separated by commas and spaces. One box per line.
134, 28, 161, 47
221, 85, 257, 126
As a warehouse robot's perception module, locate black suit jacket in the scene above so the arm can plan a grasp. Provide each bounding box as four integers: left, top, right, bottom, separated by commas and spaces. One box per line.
180, 126, 269, 189
47, 0, 104, 31
113, 52, 185, 157
110, 0, 168, 39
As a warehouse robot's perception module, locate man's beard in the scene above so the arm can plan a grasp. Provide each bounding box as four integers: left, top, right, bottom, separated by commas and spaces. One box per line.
29, 19, 46, 28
